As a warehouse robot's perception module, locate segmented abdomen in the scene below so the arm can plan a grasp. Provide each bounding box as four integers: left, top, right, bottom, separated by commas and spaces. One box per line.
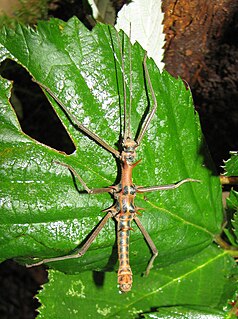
117, 214, 133, 292
116, 185, 136, 292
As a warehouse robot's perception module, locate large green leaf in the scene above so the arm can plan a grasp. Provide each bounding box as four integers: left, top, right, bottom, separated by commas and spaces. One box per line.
0, 17, 226, 295
37, 246, 237, 318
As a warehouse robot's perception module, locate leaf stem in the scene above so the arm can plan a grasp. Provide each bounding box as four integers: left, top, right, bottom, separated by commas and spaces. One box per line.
214, 234, 238, 256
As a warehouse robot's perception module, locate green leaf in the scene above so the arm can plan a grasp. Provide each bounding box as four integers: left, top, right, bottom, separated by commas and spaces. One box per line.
232, 212, 238, 242
226, 190, 238, 245
0, 18, 223, 283
143, 307, 224, 319
224, 152, 238, 176
37, 246, 237, 318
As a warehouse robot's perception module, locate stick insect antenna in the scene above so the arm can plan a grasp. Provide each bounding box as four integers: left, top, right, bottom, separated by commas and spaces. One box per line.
121, 36, 129, 141
117, 29, 132, 142
127, 23, 133, 141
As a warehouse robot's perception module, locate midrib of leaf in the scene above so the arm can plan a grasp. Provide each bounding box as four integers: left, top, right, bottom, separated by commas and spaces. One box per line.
147, 198, 215, 236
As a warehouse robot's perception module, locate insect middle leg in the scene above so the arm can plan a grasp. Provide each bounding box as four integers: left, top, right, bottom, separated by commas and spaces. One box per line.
137, 178, 200, 193
134, 216, 158, 276
134, 178, 200, 275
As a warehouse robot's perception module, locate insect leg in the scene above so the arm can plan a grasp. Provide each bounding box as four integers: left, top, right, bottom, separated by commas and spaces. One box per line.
134, 216, 158, 276
27, 211, 113, 267
53, 160, 112, 194
137, 178, 200, 193
33, 79, 120, 158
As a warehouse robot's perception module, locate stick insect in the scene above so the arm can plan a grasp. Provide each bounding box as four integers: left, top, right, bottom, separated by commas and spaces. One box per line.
27, 31, 199, 293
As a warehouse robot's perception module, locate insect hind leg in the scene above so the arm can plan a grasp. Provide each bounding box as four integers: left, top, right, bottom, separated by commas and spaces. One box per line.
26, 211, 113, 267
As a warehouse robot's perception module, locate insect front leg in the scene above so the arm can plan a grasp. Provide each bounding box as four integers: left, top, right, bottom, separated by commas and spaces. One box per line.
134, 216, 158, 276
53, 160, 113, 194
135, 53, 158, 146
27, 211, 113, 267
33, 79, 120, 159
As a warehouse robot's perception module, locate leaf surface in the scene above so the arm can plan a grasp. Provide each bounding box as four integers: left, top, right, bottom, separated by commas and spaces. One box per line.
226, 190, 238, 246
0, 18, 223, 280
37, 246, 237, 318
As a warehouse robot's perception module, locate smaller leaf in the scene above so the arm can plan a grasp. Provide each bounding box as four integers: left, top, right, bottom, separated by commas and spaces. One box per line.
225, 291, 238, 319
226, 190, 238, 244
232, 212, 238, 242
37, 246, 238, 319
115, 0, 165, 71
223, 152, 238, 176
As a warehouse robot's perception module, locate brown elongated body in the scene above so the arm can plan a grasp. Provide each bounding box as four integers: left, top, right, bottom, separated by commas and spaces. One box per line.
113, 158, 139, 292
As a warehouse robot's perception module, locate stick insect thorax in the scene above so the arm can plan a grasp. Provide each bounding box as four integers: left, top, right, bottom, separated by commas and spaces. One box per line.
27, 31, 199, 293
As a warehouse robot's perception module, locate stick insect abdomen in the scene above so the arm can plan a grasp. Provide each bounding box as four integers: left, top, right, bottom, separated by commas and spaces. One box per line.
116, 213, 133, 292
114, 158, 138, 292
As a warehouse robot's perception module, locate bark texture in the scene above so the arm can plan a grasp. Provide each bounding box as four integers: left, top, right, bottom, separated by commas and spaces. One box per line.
162, 0, 238, 169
